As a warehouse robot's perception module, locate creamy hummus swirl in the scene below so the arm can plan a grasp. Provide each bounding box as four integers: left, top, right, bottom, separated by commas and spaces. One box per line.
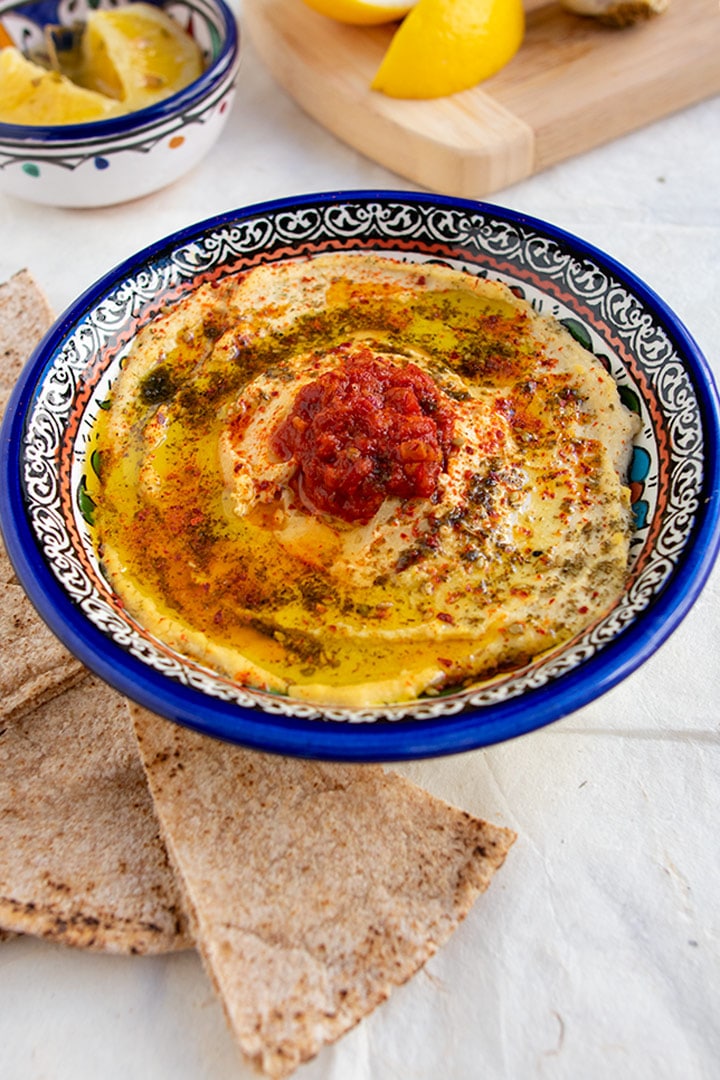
92, 254, 639, 706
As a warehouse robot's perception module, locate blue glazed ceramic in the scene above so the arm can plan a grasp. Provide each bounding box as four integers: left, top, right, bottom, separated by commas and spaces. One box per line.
2, 191, 719, 760
0, 0, 240, 205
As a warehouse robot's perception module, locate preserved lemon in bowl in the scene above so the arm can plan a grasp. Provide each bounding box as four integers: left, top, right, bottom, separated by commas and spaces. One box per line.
79, 2, 205, 110
0, 2, 204, 125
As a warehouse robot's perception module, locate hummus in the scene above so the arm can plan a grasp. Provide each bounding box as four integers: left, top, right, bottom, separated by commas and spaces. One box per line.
91, 253, 639, 707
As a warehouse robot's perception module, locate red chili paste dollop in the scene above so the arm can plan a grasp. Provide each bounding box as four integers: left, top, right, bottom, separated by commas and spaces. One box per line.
272, 346, 455, 524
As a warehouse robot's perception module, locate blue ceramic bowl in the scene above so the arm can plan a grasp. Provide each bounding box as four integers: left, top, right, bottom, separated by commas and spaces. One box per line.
0, 0, 240, 206
2, 191, 719, 759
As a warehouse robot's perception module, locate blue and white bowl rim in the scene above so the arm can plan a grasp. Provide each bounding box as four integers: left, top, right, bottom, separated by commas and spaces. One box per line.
2, 189, 719, 762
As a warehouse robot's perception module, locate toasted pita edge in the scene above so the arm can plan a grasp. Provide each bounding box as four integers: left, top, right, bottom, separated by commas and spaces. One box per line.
0, 269, 88, 722
0, 267, 54, 413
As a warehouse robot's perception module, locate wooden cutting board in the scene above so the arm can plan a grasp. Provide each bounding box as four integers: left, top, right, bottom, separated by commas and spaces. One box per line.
242, 0, 720, 197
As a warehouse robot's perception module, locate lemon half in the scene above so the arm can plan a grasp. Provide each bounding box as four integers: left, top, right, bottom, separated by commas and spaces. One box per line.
372, 0, 525, 98
301, 0, 417, 25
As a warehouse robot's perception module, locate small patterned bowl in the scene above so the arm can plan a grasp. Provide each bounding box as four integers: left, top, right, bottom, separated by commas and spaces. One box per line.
0, 0, 240, 207
2, 191, 719, 760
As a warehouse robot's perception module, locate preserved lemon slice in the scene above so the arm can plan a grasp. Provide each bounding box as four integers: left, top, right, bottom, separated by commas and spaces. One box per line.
79, 2, 204, 109
301, 0, 417, 24
372, 0, 525, 98
0, 46, 121, 125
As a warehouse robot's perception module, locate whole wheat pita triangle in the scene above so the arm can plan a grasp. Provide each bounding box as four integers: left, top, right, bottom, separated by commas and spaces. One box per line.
131, 704, 515, 1078
0, 674, 192, 952
0, 270, 86, 720
0, 270, 190, 953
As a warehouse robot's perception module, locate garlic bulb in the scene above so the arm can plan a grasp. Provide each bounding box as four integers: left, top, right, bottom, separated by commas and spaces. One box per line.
560, 0, 670, 27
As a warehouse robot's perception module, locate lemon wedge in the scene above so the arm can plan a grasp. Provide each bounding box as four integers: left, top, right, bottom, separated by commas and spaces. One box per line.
371, 0, 525, 98
301, 0, 417, 25
0, 46, 121, 125
79, 2, 204, 109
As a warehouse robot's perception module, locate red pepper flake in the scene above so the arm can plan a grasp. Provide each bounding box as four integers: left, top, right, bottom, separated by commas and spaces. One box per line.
437, 612, 455, 624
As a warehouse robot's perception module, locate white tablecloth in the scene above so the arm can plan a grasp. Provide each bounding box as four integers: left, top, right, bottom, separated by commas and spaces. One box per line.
1, 6, 719, 1078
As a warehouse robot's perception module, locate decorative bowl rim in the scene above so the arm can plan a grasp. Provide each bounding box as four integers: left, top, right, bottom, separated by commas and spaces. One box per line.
2, 189, 719, 762
0, 0, 240, 144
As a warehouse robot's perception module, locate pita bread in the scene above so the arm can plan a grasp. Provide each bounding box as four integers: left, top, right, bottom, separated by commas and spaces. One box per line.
0, 581, 87, 723
131, 704, 515, 1078
0, 268, 54, 415
0, 271, 191, 953
0, 674, 191, 953
0, 535, 15, 587
0, 270, 86, 720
